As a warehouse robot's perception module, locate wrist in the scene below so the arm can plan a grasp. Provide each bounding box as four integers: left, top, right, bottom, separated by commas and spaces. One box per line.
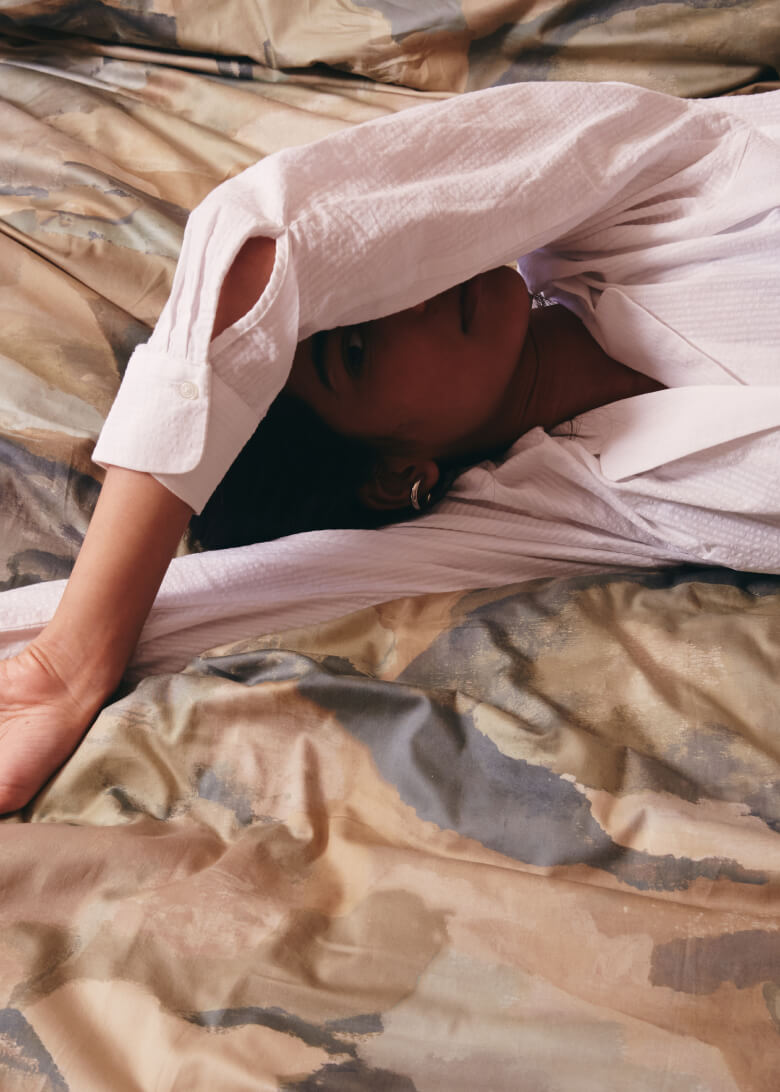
34, 467, 193, 710
30, 622, 125, 714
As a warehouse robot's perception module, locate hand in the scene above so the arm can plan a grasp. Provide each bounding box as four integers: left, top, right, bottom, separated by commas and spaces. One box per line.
0, 644, 105, 814
0, 468, 193, 816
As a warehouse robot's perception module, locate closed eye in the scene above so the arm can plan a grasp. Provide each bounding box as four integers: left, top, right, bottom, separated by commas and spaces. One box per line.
341, 326, 365, 378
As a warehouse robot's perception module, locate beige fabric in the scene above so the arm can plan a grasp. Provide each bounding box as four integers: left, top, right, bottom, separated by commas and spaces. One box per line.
3, 0, 778, 95
1, 568, 779, 1090
2, 15, 779, 1091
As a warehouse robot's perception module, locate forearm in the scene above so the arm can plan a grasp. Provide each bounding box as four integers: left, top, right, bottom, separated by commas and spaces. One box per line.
34, 466, 193, 706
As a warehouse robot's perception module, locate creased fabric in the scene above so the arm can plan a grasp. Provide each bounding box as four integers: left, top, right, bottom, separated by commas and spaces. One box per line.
2, 17, 780, 1092
3, 0, 778, 95
2, 566, 779, 1091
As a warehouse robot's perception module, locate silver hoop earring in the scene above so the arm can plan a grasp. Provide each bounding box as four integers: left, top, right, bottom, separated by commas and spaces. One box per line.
410, 477, 429, 511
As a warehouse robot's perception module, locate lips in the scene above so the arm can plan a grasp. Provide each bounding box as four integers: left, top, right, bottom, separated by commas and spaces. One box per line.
460, 273, 481, 333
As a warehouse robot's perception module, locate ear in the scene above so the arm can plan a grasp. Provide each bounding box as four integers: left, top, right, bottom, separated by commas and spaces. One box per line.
358, 456, 440, 511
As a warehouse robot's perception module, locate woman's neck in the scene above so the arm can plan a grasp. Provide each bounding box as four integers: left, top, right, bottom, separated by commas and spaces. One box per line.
519, 303, 665, 432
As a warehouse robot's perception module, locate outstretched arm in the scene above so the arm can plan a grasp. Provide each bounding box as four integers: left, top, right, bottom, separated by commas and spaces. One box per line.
0, 469, 192, 813
0, 237, 276, 814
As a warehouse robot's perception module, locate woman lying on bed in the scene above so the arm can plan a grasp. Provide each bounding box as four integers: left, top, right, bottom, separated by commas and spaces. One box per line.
189, 255, 665, 551
1, 81, 778, 813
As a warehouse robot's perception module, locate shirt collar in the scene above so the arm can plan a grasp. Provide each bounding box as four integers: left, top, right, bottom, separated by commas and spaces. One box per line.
566, 386, 780, 481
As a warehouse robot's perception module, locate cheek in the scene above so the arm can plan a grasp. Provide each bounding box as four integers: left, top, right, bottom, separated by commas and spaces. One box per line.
397, 334, 460, 406
371, 274, 527, 445
396, 344, 493, 445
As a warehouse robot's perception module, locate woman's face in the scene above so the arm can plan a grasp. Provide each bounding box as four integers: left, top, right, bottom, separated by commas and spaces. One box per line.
286, 266, 533, 461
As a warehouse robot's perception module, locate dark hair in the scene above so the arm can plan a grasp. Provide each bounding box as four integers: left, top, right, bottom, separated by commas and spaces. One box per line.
189, 393, 462, 550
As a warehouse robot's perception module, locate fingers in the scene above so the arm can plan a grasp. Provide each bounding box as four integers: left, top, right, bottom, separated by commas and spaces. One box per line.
0, 775, 33, 815
0, 648, 104, 814
0, 720, 37, 813
0, 715, 87, 815
0, 723, 45, 814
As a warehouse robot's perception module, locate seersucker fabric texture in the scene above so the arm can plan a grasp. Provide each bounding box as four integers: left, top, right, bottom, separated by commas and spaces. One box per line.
6, 82, 774, 672
93, 83, 780, 498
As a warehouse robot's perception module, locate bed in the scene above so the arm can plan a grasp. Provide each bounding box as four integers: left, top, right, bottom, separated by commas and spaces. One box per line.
1, 3, 779, 1090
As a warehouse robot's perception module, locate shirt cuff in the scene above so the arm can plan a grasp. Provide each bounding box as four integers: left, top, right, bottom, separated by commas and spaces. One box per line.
92, 343, 210, 475
92, 346, 257, 513
92, 230, 300, 512
151, 371, 262, 513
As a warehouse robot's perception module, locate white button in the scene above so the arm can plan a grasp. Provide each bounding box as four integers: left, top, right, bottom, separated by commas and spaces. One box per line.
177, 381, 199, 400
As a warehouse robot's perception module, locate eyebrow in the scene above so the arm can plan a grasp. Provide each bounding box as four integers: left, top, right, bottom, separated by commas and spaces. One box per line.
311, 329, 332, 391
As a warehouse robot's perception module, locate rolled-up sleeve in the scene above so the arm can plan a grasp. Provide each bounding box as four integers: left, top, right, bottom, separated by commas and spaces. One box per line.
92, 81, 725, 514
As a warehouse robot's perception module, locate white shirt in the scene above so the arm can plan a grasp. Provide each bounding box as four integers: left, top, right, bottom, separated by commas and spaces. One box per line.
92, 84, 780, 548
6, 83, 773, 673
